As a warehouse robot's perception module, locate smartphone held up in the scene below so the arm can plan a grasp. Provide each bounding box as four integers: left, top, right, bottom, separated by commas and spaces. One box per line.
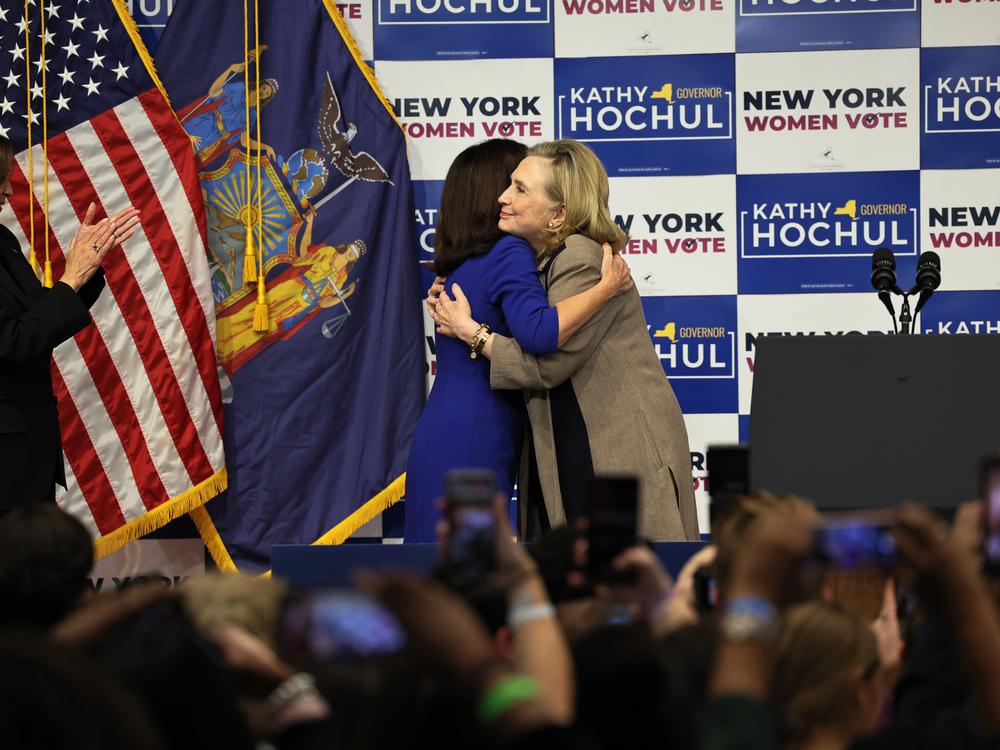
443, 468, 498, 581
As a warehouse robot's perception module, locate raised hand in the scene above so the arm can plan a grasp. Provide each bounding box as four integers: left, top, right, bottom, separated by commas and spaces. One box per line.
62, 203, 141, 291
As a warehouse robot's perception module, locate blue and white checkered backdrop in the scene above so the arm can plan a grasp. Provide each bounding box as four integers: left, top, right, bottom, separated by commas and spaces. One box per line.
133, 0, 1000, 539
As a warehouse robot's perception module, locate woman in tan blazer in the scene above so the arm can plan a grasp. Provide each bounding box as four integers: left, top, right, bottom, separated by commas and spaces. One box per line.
430, 140, 699, 542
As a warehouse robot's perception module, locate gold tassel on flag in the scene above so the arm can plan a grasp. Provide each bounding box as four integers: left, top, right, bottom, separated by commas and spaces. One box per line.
252, 275, 269, 332
242, 225, 257, 283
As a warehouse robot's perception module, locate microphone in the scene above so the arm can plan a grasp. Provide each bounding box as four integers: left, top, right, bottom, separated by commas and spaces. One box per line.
912, 251, 941, 314
871, 248, 898, 322
871, 248, 897, 293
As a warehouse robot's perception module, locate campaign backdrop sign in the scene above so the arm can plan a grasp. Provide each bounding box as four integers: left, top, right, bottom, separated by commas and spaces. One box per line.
921, 169, 1000, 292
641, 295, 739, 413
921, 47, 1000, 169
737, 171, 920, 294
922, 0, 1000, 48
125, 0, 174, 51
735, 0, 919, 53
610, 175, 737, 296
684, 413, 740, 532
554, 54, 736, 176
919, 290, 1000, 336
554, 0, 734, 57
413, 180, 444, 390
737, 292, 895, 413
736, 49, 919, 174
334, 0, 376, 61
377, 59, 553, 179
374, 0, 553, 59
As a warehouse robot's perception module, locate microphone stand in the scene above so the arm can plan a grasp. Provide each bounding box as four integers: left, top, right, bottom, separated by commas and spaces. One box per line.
898, 294, 912, 336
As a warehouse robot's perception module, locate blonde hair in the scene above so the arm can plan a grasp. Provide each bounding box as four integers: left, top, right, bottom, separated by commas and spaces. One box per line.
527, 140, 628, 255
181, 574, 287, 648
770, 602, 879, 746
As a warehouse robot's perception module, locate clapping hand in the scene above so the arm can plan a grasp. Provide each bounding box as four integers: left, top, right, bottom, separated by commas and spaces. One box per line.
61, 203, 140, 291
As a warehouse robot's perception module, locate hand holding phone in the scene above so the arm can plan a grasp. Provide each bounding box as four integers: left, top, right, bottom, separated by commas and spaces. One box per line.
443, 468, 498, 582
586, 476, 639, 585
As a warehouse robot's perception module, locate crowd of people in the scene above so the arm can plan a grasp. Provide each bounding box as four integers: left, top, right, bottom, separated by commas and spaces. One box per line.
2, 493, 1000, 750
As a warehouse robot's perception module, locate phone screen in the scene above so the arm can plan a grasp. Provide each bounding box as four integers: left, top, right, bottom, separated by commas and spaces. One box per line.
281, 591, 407, 661
444, 469, 497, 580
980, 457, 1000, 567
586, 476, 639, 584
814, 512, 896, 570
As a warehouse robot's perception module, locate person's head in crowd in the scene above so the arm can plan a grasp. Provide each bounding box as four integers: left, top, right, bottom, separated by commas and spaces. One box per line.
498, 139, 627, 257
573, 622, 699, 750
0, 503, 94, 628
713, 491, 822, 604
770, 601, 884, 750
433, 138, 527, 275
0, 631, 163, 749
181, 573, 287, 649
84, 594, 257, 750
660, 621, 719, 707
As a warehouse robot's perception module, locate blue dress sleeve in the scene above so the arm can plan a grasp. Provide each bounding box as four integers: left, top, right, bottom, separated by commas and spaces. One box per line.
486, 237, 559, 356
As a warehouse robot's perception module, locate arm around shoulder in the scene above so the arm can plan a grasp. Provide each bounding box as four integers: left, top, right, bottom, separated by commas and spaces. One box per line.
489, 237, 625, 391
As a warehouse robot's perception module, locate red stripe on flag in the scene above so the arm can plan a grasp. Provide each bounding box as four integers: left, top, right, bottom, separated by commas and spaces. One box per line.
42, 137, 174, 511
51, 366, 127, 535
82, 113, 218, 484
127, 91, 224, 435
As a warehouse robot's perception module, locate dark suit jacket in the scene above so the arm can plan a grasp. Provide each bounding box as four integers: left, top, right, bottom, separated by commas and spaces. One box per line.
0, 223, 104, 510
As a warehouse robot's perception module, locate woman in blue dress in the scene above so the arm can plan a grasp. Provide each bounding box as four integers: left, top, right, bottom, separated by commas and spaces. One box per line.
404, 140, 631, 542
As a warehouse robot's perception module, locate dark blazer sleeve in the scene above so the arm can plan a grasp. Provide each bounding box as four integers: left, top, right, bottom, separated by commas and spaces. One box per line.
0, 282, 94, 366
77, 268, 106, 310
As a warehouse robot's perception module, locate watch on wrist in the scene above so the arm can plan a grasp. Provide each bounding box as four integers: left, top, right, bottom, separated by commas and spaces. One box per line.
720, 596, 778, 644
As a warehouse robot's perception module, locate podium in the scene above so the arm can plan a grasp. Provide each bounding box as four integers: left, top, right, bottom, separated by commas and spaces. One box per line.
749, 335, 1000, 511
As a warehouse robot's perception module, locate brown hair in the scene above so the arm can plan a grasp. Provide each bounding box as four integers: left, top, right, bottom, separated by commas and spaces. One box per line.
770, 602, 879, 745
526, 140, 628, 255
0, 135, 13, 182
433, 139, 527, 276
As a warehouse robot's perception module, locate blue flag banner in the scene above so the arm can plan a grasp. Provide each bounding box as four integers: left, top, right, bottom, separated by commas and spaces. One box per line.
154, 0, 424, 571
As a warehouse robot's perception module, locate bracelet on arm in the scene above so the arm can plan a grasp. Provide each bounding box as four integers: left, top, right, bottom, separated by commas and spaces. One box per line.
469, 323, 491, 359
719, 596, 778, 644
476, 675, 541, 725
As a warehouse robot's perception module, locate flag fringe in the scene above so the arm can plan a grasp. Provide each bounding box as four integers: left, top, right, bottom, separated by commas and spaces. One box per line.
93, 467, 228, 560
190, 504, 239, 573
202, 474, 407, 576
320, 0, 402, 131
108, 0, 174, 108
311, 473, 407, 546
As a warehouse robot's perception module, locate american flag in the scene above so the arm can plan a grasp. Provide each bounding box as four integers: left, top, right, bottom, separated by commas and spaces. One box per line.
0, 0, 226, 555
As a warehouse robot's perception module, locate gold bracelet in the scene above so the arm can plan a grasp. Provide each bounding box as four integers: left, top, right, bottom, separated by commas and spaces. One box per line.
469, 323, 491, 359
